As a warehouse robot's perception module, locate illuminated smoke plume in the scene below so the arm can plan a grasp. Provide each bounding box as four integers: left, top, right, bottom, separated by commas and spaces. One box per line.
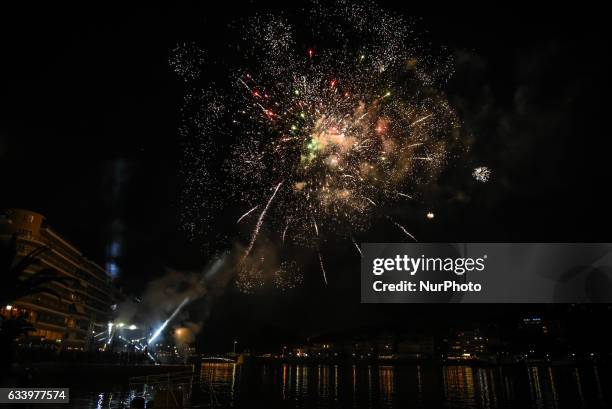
116, 255, 227, 346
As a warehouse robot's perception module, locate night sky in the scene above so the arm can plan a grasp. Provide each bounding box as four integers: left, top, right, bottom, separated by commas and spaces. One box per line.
1, 5, 610, 350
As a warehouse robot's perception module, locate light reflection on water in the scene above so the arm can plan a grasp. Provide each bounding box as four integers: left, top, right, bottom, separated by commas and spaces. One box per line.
240, 363, 609, 409
65, 363, 610, 408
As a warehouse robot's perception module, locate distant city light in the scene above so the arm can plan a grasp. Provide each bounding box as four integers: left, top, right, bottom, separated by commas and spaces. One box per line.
5, 305, 12, 311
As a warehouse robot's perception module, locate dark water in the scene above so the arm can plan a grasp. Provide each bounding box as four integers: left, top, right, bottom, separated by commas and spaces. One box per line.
64, 363, 610, 408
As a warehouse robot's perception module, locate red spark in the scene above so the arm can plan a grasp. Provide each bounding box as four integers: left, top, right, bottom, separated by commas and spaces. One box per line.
375, 118, 389, 134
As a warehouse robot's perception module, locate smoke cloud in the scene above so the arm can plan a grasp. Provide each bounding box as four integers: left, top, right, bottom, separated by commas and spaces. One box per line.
115, 254, 230, 345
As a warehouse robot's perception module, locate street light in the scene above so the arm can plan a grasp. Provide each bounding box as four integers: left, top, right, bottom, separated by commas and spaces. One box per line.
233, 339, 238, 354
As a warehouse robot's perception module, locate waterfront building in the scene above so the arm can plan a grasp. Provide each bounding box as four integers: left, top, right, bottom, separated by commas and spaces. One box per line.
1, 209, 120, 350
447, 329, 489, 360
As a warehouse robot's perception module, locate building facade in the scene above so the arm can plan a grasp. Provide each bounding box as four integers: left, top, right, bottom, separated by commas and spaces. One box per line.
1, 209, 119, 350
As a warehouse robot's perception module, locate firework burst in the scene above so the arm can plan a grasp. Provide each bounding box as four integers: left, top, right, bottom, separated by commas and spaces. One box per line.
180, 1, 461, 288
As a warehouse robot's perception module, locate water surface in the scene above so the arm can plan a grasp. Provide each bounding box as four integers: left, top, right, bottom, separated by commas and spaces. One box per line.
64, 363, 611, 408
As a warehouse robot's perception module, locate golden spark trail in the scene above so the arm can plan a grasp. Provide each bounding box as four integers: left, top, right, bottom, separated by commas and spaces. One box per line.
282, 220, 291, 242
388, 217, 417, 242
238, 78, 251, 91
409, 114, 433, 127
318, 249, 328, 285
242, 181, 283, 261
365, 197, 377, 206
237, 205, 260, 224
351, 236, 362, 257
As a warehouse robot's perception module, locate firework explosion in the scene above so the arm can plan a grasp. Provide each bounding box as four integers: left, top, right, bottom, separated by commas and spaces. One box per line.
180, 2, 461, 289
472, 166, 491, 183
